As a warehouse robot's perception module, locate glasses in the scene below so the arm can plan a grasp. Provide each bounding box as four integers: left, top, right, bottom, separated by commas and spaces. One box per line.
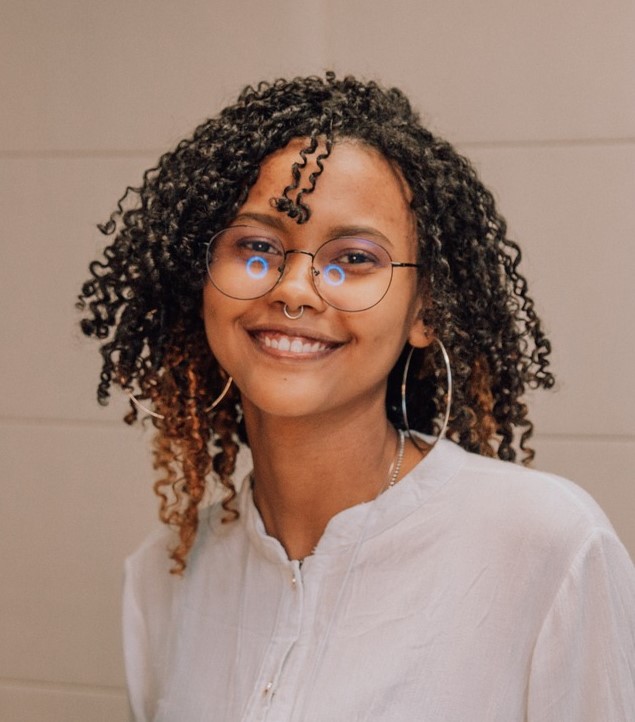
205, 225, 422, 312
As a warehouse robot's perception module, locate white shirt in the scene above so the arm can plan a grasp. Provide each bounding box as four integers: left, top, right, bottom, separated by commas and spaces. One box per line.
123, 439, 635, 721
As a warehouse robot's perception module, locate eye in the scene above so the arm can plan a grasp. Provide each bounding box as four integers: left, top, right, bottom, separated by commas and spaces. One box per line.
237, 237, 283, 256
320, 238, 386, 274
335, 249, 379, 265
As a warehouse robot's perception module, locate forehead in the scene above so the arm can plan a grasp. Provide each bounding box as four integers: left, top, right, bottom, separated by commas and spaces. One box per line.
239, 139, 415, 241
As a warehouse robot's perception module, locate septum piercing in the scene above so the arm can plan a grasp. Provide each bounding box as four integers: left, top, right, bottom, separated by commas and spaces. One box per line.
283, 304, 304, 320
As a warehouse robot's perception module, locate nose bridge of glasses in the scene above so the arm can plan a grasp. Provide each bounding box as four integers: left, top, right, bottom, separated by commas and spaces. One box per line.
281, 248, 319, 277
269, 246, 324, 309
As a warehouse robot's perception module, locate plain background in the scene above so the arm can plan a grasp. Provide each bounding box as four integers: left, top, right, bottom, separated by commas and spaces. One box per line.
1, 1, 633, 719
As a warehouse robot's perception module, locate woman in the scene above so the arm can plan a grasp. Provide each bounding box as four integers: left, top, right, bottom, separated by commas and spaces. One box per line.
79, 74, 634, 721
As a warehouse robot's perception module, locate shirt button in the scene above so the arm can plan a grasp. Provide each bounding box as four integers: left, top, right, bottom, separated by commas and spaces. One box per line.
263, 681, 274, 695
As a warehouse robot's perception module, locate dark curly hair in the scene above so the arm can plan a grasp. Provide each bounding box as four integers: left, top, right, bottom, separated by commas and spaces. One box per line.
78, 72, 554, 573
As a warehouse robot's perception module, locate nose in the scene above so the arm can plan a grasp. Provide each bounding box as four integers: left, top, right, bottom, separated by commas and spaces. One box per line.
268, 249, 326, 311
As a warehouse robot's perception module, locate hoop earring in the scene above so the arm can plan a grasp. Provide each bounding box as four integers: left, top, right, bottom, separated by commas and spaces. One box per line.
126, 376, 233, 420
283, 304, 304, 320
401, 339, 452, 452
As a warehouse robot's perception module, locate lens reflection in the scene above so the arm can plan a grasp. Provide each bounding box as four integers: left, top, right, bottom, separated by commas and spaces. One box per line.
245, 256, 269, 280
323, 264, 346, 287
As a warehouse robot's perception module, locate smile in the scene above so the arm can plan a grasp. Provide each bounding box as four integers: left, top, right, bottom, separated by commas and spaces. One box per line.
251, 331, 339, 356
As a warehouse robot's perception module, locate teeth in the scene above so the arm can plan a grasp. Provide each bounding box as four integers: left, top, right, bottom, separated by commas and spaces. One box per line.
259, 333, 329, 354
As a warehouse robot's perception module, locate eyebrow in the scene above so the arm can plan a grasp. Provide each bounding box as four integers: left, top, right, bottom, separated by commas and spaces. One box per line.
232, 212, 287, 231
231, 212, 395, 248
328, 224, 394, 249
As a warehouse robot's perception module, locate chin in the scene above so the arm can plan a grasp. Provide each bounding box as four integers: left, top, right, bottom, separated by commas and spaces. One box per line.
242, 395, 330, 421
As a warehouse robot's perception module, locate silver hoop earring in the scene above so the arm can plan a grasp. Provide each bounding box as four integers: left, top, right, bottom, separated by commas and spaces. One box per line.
126, 376, 233, 420
401, 339, 452, 452
283, 304, 304, 320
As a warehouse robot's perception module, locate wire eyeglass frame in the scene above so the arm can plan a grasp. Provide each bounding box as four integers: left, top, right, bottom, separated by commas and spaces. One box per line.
205, 224, 423, 313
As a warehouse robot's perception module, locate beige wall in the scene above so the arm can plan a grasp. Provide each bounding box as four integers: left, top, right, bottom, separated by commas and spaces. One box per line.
1, 1, 633, 719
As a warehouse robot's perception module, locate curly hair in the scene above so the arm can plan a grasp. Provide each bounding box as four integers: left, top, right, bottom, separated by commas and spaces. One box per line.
78, 72, 554, 573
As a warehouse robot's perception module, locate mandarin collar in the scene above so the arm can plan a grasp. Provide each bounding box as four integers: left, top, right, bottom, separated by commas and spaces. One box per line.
240, 438, 466, 566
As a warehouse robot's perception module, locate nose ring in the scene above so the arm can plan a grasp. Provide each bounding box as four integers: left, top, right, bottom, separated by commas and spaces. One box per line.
283, 304, 304, 320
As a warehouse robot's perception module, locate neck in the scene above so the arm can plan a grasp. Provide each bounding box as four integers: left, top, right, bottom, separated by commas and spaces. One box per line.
243, 398, 421, 560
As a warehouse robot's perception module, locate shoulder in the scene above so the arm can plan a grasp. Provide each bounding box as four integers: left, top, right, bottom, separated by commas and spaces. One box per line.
122, 500, 242, 721
123, 500, 248, 720
401, 442, 634, 640
437, 441, 613, 528
456, 446, 612, 534
415, 440, 628, 579
123, 501, 232, 618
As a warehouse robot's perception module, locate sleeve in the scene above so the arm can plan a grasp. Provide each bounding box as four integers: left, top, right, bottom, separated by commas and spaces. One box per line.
122, 556, 154, 722
122, 525, 180, 722
527, 529, 635, 722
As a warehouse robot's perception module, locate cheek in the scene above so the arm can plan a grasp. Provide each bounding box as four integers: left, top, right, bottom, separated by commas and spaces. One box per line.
201, 287, 217, 342
361, 299, 419, 367
375, 285, 421, 338
201, 287, 235, 366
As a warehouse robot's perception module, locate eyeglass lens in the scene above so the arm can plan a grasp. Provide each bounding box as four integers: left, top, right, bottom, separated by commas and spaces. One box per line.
206, 225, 395, 312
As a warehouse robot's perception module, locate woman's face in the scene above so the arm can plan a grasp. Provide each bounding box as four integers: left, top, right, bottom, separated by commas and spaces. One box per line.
202, 139, 429, 422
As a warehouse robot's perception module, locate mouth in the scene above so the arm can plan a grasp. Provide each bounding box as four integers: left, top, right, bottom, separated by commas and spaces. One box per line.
248, 328, 344, 357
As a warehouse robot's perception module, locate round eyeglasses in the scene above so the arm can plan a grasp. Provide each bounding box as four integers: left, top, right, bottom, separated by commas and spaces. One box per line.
205, 225, 422, 312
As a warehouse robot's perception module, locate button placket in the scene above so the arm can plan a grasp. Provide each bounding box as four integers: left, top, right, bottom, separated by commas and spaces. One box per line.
248, 560, 304, 721
261, 557, 335, 721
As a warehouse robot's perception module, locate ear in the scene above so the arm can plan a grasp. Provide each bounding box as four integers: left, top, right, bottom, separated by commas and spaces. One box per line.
407, 302, 433, 349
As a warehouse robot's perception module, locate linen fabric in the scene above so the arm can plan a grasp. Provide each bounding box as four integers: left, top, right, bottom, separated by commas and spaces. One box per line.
123, 439, 635, 721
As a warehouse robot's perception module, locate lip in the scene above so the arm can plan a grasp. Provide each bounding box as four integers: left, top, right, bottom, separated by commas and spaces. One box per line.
245, 324, 346, 359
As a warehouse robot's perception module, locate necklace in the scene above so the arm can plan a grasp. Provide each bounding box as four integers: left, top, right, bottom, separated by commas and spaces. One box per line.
386, 428, 405, 491
253, 427, 406, 564
300, 428, 405, 559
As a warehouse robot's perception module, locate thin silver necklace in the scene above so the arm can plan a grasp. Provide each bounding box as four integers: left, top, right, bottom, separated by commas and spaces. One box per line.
251, 428, 406, 558
300, 428, 405, 560
386, 428, 406, 491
